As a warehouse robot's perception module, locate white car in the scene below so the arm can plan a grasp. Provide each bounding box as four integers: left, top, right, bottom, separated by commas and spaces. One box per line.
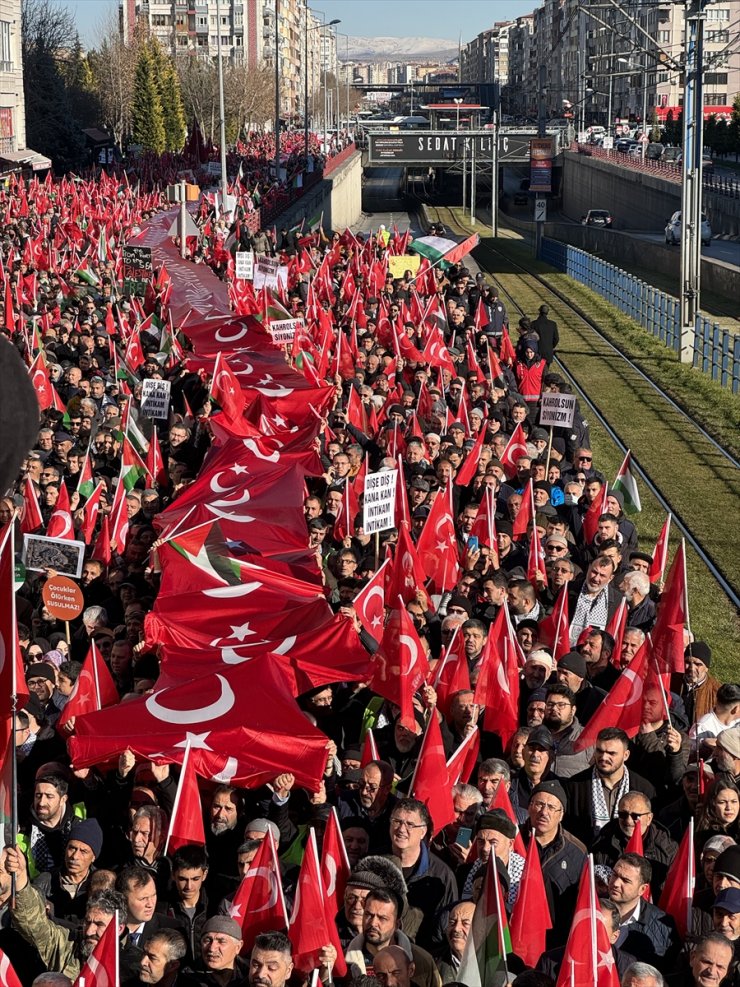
665, 210, 712, 246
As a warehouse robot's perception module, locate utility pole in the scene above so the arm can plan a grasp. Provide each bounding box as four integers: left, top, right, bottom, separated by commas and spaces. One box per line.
462, 136, 467, 212
680, 0, 707, 364
491, 110, 498, 238
274, 0, 280, 185
535, 63, 547, 258
304, 0, 309, 158
215, 0, 228, 215
470, 130, 476, 223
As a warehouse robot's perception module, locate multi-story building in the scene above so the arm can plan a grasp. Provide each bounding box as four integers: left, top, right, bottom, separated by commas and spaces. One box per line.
494, 0, 739, 129
0, 0, 24, 155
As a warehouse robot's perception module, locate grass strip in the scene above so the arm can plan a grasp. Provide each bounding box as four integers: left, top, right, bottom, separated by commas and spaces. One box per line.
428, 205, 740, 678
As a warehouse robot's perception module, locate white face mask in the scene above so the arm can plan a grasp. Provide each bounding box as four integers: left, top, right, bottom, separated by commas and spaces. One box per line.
565, 494, 580, 506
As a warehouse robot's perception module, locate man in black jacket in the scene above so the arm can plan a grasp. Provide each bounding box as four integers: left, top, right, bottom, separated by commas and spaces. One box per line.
531, 304, 560, 365
608, 853, 679, 966
564, 727, 655, 847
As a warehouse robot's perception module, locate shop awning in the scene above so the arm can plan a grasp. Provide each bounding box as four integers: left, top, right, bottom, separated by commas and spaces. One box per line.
0, 148, 52, 171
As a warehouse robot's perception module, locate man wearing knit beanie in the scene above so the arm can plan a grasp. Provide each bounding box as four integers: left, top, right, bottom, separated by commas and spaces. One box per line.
33, 818, 104, 927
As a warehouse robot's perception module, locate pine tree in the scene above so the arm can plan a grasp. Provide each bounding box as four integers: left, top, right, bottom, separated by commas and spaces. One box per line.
146, 39, 185, 153
131, 44, 165, 154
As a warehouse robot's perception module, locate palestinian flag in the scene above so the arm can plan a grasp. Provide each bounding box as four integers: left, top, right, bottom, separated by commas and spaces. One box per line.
456, 854, 511, 987
167, 521, 245, 587
120, 434, 149, 492
613, 450, 642, 514
410, 232, 480, 269
77, 449, 96, 499
75, 258, 100, 287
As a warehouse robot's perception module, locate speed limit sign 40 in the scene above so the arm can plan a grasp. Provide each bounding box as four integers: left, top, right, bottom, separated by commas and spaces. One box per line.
534, 199, 547, 223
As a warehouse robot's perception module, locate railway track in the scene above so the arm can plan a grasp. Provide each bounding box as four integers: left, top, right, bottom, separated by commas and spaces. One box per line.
424, 203, 740, 613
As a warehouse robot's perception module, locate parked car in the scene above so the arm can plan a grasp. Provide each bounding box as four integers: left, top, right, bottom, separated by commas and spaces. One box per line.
616, 138, 638, 154
646, 142, 665, 160
582, 209, 613, 228
673, 152, 715, 175
664, 210, 712, 246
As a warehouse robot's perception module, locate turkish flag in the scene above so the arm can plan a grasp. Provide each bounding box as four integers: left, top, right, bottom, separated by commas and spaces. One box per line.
416, 486, 460, 594
537, 585, 571, 661
354, 560, 388, 643
573, 642, 650, 752
470, 486, 497, 550
73, 909, 119, 987
29, 353, 54, 410
80, 482, 104, 546
606, 598, 628, 669
371, 600, 430, 731
90, 512, 112, 566
109, 480, 129, 554
360, 729, 380, 768
410, 711, 455, 835
387, 522, 431, 608
46, 481, 75, 541
658, 820, 694, 937
0, 946, 23, 987
474, 605, 520, 747
210, 351, 246, 422
421, 325, 455, 373
394, 459, 411, 530
227, 831, 288, 952
491, 782, 528, 860
320, 807, 350, 919
433, 629, 471, 718
582, 482, 610, 545
650, 540, 688, 674
69, 654, 330, 791
332, 478, 360, 543
555, 856, 620, 987
510, 833, 552, 966
20, 478, 43, 535
499, 423, 528, 479
164, 742, 206, 854
57, 642, 118, 734
446, 726, 480, 787
455, 418, 487, 487
0, 525, 28, 719
512, 479, 534, 542
625, 824, 652, 901
146, 427, 167, 487
290, 830, 347, 977
649, 514, 672, 585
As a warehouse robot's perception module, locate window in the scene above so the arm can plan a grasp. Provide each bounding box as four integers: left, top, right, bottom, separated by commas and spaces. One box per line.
0, 21, 11, 70
707, 29, 729, 43
705, 73, 728, 86
705, 93, 727, 105
658, 29, 671, 43
706, 7, 729, 20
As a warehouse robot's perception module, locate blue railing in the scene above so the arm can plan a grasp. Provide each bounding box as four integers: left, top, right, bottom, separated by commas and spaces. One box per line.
538, 237, 740, 393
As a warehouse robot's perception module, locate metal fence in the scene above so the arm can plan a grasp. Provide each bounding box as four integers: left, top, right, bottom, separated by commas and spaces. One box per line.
539, 237, 740, 392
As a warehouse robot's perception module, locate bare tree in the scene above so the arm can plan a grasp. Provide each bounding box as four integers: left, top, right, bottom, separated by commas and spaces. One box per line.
223, 61, 274, 137
87, 12, 143, 147
22, 0, 76, 58
176, 54, 220, 143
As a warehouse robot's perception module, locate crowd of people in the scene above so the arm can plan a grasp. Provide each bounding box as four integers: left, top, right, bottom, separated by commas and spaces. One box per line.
0, 154, 735, 987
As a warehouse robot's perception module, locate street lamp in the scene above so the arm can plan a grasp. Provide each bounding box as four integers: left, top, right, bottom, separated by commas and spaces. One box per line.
215, 0, 228, 213
453, 96, 463, 131
304, 12, 340, 154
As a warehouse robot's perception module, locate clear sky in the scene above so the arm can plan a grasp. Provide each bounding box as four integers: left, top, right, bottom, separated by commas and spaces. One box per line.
70, 0, 538, 48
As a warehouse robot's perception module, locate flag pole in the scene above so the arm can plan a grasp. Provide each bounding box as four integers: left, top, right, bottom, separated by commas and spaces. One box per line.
9, 524, 19, 909
681, 538, 692, 640
588, 855, 599, 987
114, 907, 120, 987
654, 658, 673, 727
163, 739, 191, 856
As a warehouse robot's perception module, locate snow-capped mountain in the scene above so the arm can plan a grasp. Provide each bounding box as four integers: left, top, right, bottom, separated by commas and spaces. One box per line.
344, 36, 458, 61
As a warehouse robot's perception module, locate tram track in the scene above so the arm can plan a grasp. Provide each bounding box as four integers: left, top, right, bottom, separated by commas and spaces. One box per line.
421, 203, 740, 615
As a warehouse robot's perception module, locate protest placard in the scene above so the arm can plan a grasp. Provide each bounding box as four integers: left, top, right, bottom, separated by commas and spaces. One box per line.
253, 256, 280, 290
269, 319, 303, 346
140, 379, 172, 419
539, 393, 577, 428
363, 470, 398, 535
235, 251, 254, 281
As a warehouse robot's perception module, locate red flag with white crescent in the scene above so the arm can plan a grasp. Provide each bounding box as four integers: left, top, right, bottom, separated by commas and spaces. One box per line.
228, 830, 288, 952
409, 711, 456, 834
354, 560, 388, 643
370, 599, 430, 732
320, 807, 350, 917
499, 423, 528, 480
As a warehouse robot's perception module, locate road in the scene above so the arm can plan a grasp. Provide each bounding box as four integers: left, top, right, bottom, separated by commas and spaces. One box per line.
629, 231, 740, 269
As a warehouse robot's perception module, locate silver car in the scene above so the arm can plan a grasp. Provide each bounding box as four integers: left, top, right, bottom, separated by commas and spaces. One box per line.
665, 210, 712, 247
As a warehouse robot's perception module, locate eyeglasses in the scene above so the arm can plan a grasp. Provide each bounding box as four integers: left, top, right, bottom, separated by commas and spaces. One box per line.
578, 456, 593, 462
391, 819, 426, 832
545, 701, 572, 710
546, 544, 567, 552
530, 801, 562, 814
617, 811, 650, 822
358, 782, 381, 793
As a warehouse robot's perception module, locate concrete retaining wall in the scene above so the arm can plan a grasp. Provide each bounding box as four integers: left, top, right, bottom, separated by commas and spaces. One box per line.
561, 149, 740, 238
542, 222, 740, 304
275, 151, 362, 232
